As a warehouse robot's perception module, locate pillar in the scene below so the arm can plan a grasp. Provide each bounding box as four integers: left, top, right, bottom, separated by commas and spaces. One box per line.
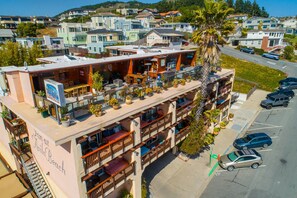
131, 147, 142, 198
131, 117, 141, 145
176, 54, 182, 71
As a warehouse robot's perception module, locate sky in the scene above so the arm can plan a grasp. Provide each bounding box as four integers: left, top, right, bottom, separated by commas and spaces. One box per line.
0, 0, 296, 17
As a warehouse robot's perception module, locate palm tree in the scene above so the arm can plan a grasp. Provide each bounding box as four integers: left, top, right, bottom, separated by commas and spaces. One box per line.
192, 0, 235, 121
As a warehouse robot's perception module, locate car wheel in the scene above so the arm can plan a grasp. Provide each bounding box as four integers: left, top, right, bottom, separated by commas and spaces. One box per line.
227, 166, 235, 171
267, 105, 272, 109
283, 103, 288, 107
263, 144, 268, 148
251, 163, 259, 169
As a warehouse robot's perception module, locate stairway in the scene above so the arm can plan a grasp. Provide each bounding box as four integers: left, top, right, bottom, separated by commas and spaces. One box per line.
22, 159, 53, 198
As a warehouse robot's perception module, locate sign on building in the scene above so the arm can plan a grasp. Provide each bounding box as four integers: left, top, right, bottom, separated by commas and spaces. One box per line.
44, 79, 66, 107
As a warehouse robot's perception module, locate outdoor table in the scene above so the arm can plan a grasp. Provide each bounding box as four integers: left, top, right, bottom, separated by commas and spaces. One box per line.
64, 84, 90, 97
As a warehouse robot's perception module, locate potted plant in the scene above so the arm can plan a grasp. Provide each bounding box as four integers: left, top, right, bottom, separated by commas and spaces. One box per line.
92, 71, 103, 94
153, 86, 161, 94
125, 95, 132, 105
163, 83, 168, 90
37, 90, 46, 107
179, 79, 186, 86
228, 113, 234, 121
173, 79, 179, 88
145, 87, 153, 97
119, 86, 128, 99
61, 115, 71, 127
186, 76, 192, 83
89, 104, 103, 117
37, 106, 49, 118
137, 90, 145, 100
220, 121, 227, 129
11, 118, 20, 126
108, 98, 120, 110
213, 127, 221, 135
1, 109, 9, 119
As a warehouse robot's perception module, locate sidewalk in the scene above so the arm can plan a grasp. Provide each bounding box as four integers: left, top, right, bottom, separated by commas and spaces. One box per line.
143, 89, 268, 198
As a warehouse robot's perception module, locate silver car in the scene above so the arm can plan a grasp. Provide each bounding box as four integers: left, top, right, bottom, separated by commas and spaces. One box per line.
219, 149, 263, 171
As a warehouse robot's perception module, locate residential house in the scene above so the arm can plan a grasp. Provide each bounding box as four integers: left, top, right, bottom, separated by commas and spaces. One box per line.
116, 8, 139, 16
0, 29, 15, 43
145, 28, 184, 47
227, 14, 248, 21
160, 23, 194, 33
57, 22, 92, 46
238, 29, 285, 51
159, 11, 182, 18
91, 13, 124, 30
0, 15, 54, 29
281, 18, 297, 35
138, 8, 159, 16
0, 47, 234, 198
59, 8, 95, 21
243, 17, 282, 30
86, 29, 124, 54
114, 19, 144, 31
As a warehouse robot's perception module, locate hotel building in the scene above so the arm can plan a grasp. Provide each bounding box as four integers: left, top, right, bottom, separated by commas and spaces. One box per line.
0, 48, 234, 198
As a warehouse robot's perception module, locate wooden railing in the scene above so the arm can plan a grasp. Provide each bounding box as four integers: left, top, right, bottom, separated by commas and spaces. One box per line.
216, 99, 230, 110
176, 102, 193, 120
218, 83, 232, 96
175, 126, 190, 142
141, 138, 171, 167
87, 162, 135, 198
81, 131, 134, 170
9, 143, 21, 158
3, 118, 27, 137
141, 113, 172, 139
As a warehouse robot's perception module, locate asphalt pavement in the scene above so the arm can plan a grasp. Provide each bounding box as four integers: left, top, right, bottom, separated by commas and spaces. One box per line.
200, 90, 297, 198
220, 46, 297, 76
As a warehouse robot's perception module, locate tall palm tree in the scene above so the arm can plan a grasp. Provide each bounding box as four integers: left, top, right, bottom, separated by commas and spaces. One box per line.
192, 0, 235, 121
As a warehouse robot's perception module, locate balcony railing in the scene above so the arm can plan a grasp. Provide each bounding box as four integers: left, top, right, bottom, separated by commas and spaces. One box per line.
3, 118, 28, 137
216, 99, 230, 110
141, 138, 171, 167
87, 162, 135, 198
218, 83, 232, 96
175, 126, 190, 143
141, 113, 172, 140
176, 101, 193, 120
82, 131, 134, 170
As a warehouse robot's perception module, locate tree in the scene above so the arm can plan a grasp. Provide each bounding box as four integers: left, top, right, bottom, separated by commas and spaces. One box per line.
283, 46, 295, 61
204, 109, 221, 125
226, 0, 233, 8
252, 0, 261, 16
234, 0, 244, 13
260, 7, 269, 18
192, 0, 234, 121
16, 23, 37, 37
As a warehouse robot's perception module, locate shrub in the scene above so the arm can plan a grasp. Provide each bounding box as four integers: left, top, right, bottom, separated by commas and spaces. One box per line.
213, 127, 221, 133
253, 47, 265, 55
203, 133, 215, 146
283, 46, 295, 61
89, 104, 102, 116
108, 98, 119, 106
37, 90, 46, 97
228, 113, 234, 119
121, 190, 133, 198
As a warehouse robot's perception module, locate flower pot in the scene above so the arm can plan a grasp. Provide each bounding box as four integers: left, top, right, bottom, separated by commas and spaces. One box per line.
126, 99, 132, 105
148, 93, 153, 97
173, 84, 178, 88
95, 111, 103, 117
139, 96, 145, 100
41, 111, 49, 118
113, 105, 120, 110
61, 120, 70, 127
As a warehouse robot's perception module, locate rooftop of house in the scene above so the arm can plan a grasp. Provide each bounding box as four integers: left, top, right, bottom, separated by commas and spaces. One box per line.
160, 10, 180, 16
0, 29, 14, 37
86, 28, 123, 35
92, 12, 118, 17
0, 49, 195, 73
248, 29, 285, 33
106, 45, 181, 54
0, 68, 233, 145
147, 29, 184, 37
37, 55, 96, 64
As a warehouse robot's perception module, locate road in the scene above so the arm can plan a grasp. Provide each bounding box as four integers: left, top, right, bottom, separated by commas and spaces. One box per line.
221, 47, 297, 76
200, 92, 297, 198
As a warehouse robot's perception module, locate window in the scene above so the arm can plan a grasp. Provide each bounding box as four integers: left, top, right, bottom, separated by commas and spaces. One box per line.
91, 36, 97, 43
109, 35, 112, 40
94, 47, 96, 52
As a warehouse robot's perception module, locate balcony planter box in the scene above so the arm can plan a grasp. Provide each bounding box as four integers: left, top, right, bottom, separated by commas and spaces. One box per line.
61, 120, 70, 127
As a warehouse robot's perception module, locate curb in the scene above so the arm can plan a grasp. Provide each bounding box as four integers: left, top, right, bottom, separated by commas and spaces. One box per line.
196, 107, 262, 198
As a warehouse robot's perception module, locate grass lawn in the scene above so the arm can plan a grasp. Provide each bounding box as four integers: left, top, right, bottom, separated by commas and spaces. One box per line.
233, 79, 256, 94
221, 54, 287, 92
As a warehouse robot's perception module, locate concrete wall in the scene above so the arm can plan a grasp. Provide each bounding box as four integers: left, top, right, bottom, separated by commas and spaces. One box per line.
6, 72, 24, 103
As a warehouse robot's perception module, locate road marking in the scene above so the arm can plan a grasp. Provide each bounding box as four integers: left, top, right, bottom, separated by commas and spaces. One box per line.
282, 66, 287, 69
267, 61, 276, 65
215, 165, 267, 175
248, 126, 283, 131
270, 136, 279, 139
253, 122, 282, 128
257, 149, 272, 152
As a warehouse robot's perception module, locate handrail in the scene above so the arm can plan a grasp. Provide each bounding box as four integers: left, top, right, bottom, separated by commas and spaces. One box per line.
176, 101, 193, 111
87, 162, 135, 196
140, 113, 166, 129
81, 130, 134, 159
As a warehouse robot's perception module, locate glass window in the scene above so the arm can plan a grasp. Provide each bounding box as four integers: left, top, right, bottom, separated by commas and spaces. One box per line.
227, 152, 238, 161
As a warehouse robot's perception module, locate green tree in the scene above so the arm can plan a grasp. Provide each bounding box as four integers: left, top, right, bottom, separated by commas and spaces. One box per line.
226, 0, 234, 8
234, 0, 244, 13
204, 109, 221, 125
252, 0, 261, 16
192, 0, 234, 121
17, 23, 37, 37
283, 46, 295, 61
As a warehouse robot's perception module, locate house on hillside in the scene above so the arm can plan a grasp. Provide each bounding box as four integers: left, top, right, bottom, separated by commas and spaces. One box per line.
138, 8, 159, 16
86, 29, 124, 54
227, 14, 248, 21
0, 29, 15, 43
281, 18, 297, 35
160, 23, 194, 33
135, 13, 155, 21
91, 13, 124, 30
145, 28, 184, 47
116, 8, 139, 16
59, 8, 95, 21
238, 29, 285, 52
243, 17, 282, 30
159, 11, 182, 18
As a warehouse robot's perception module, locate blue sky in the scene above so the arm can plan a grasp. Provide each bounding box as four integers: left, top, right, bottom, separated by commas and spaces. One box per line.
0, 0, 296, 17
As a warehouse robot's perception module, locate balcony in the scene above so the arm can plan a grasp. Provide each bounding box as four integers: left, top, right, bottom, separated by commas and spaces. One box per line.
86, 160, 135, 198
216, 99, 230, 110
141, 113, 172, 141
141, 138, 171, 168
175, 125, 190, 144
3, 117, 28, 137
81, 131, 134, 170
218, 83, 232, 97
176, 98, 193, 121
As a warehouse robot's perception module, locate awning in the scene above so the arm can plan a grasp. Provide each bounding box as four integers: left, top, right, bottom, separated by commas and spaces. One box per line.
150, 58, 158, 62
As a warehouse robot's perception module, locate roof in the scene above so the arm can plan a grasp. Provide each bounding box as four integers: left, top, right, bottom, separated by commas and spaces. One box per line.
147, 29, 184, 37
92, 12, 117, 17
248, 29, 285, 33
0, 29, 14, 37
87, 28, 123, 35
160, 10, 180, 17
135, 13, 154, 18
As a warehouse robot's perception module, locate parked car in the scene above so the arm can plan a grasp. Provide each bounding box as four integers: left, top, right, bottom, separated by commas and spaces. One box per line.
262, 53, 280, 60
219, 149, 263, 171
279, 77, 297, 85
267, 89, 295, 99
279, 82, 297, 90
233, 133, 272, 150
260, 94, 289, 109
240, 47, 255, 54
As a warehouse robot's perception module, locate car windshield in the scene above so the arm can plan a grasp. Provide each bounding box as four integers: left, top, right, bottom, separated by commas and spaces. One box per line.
242, 135, 252, 142
227, 152, 238, 161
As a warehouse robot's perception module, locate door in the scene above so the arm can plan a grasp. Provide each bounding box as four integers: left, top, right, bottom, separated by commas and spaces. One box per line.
235, 156, 256, 168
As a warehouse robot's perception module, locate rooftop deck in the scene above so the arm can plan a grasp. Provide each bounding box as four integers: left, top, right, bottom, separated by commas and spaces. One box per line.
0, 69, 234, 146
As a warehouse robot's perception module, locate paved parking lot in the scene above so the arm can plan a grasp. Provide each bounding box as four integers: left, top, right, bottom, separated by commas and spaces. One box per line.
201, 93, 297, 198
